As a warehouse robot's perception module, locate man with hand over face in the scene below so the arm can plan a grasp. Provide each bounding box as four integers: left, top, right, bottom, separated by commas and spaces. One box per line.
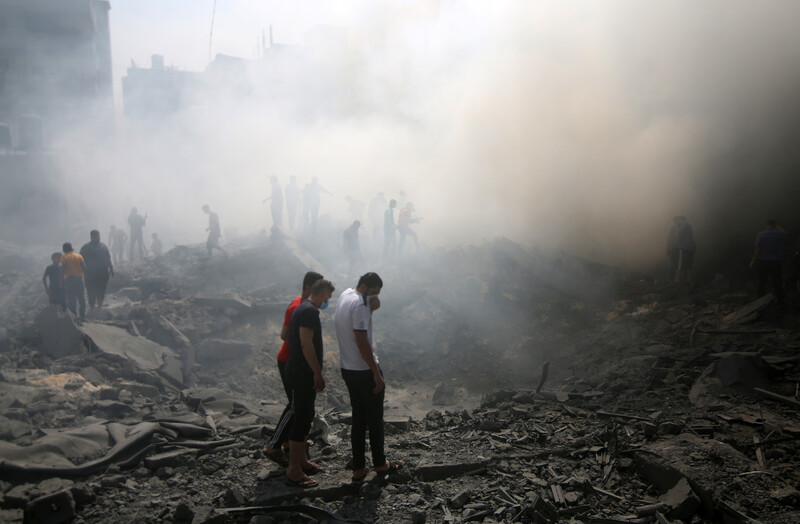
335, 272, 403, 483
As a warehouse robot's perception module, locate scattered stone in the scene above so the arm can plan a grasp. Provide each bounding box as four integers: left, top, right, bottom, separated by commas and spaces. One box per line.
25, 489, 75, 524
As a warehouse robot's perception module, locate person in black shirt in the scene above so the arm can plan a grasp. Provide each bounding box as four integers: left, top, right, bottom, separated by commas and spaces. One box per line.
42, 252, 66, 310
284, 279, 335, 488
80, 230, 114, 309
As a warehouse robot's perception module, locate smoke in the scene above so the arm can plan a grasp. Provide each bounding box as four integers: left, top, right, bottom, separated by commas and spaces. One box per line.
56, 0, 800, 270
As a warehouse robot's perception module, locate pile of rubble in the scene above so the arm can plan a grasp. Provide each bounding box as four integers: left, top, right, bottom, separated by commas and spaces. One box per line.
0, 235, 798, 523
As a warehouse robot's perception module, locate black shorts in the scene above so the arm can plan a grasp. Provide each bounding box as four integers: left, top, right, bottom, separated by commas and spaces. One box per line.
288, 375, 316, 442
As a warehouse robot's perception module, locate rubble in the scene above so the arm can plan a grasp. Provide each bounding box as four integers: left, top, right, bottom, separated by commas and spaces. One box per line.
0, 236, 798, 522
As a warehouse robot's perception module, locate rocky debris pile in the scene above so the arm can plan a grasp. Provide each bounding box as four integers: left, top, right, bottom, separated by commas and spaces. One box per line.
0, 236, 798, 522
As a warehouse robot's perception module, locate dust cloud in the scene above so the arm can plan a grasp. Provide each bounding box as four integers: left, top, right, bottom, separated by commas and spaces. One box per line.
47, 1, 800, 271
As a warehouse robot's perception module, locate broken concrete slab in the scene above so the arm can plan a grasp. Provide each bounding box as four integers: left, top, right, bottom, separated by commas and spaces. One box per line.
80, 323, 184, 387
659, 477, 701, 520
690, 353, 777, 407
193, 292, 251, 311
722, 293, 774, 325
415, 461, 489, 481
34, 306, 85, 359
196, 339, 252, 364
24, 489, 75, 524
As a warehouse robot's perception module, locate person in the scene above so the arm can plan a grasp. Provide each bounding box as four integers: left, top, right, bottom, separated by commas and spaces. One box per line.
263, 175, 284, 227
203, 204, 227, 257
109, 225, 127, 266
285, 176, 300, 231
151, 232, 163, 257
673, 215, 695, 283
80, 230, 114, 309
335, 272, 403, 483
750, 219, 787, 304
128, 208, 147, 261
284, 279, 335, 488
383, 199, 397, 260
302, 177, 331, 232
666, 216, 681, 279
42, 252, 66, 310
397, 202, 421, 256
343, 221, 365, 278
368, 192, 387, 241
264, 271, 324, 467
60, 242, 86, 320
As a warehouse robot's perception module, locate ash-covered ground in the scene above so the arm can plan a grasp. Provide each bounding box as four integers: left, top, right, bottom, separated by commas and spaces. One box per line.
0, 230, 799, 524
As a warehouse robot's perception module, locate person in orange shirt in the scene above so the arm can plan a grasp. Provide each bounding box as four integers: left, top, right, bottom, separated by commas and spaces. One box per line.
60, 242, 86, 321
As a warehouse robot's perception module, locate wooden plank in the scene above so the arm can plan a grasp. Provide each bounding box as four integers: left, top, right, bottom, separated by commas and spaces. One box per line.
753, 435, 766, 468
753, 388, 800, 409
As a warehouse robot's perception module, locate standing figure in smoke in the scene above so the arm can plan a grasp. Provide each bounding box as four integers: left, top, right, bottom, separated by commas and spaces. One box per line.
285, 175, 300, 231
128, 207, 147, 261
383, 199, 397, 260
284, 279, 335, 488
666, 216, 681, 281
80, 230, 114, 310
42, 252, 66, 311
202, 204, 227, 257
60, 242, 86, 321
109, 225, 127, 266
343, 221, 365, 278
750, 218, 787, 304
673, 215, 695, 284
262, 175, 284, 228
264, 271, 325, 469
302, 177, 331, 232
397, 202, 421, 256
334, 272, 404, 483
368, 192, 387, 242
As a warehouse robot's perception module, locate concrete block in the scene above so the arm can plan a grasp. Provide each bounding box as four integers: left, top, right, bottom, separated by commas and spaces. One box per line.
194, 292, 251, 311
660, 477, 701, 519
25, 489, 75, 524
34, 306, 84, 359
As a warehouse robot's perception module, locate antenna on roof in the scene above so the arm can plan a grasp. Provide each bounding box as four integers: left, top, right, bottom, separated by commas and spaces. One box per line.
208, 0, 217, 64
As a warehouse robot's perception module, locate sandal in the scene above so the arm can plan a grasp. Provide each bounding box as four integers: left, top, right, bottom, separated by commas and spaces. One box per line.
351, 467, 369, 484
375, 460, 404, 476
264, 447, 289, 467
284, 476, 318, 489
302, 462, 325, 475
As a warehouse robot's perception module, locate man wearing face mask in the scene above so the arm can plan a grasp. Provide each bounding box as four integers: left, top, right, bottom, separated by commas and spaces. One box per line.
335, 272, 403, 483
284, 279, 335, 488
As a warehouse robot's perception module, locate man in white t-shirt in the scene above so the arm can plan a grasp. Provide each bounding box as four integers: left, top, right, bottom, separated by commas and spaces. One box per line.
334, 272, 404, 483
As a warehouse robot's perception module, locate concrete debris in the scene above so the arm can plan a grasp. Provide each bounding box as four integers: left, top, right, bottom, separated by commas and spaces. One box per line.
0, 237, 798, 522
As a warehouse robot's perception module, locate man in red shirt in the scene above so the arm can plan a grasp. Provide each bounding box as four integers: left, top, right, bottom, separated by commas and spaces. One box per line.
265, 271, 324, 465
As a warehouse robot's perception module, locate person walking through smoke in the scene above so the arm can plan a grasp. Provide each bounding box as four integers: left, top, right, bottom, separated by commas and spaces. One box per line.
343, 220, 365, 278
302, 177, 331, 232
202, 204, 227, 257
397, 202, 421, 256
284, 279, 335, 488
666, 216, 681, 280
80, 230, 114, 310
383, 199, 397, 260
42, 252, 66, 311
263, 271, 324, 468
285, 176, 300, 231
335, 272, 403, 483
109, 225, 127, 266
128, 208, 147, 261
150, 233, 163, 257
263, 175, 284, 228
750, 218, 787, 305
60, 242, 86, 321
673, 215, 695, 284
